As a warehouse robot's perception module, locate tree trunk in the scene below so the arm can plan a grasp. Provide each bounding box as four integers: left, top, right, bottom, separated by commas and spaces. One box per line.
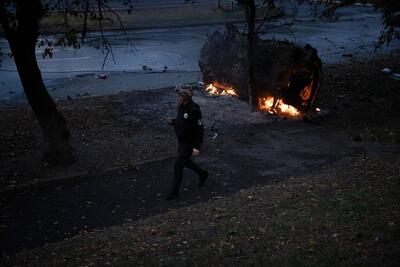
2, 0, 75, 165
245, 0, 258, 109
81, 0, 90, 44
8, 38, 75, 165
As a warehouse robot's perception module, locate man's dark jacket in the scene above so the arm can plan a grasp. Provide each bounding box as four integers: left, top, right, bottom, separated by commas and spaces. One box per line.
174, 99, 204, 150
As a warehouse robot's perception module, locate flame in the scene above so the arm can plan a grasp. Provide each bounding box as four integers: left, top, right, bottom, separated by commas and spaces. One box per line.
259, 96, 301, 117
206, 82, 238, 96
205, 82, 302, 117
299, 79, 313, 101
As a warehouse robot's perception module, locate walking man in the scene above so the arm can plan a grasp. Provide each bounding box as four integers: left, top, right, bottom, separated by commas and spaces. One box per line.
165, 85, 209, 200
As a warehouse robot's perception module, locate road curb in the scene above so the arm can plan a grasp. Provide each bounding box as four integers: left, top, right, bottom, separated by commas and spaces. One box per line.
1, 156, 174, 194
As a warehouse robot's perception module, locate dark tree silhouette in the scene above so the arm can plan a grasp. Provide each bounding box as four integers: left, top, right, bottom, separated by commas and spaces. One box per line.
237, 0, 258, 109
0, 0, 75, 165
0, 0, 132, 165
320, 0, 399, 48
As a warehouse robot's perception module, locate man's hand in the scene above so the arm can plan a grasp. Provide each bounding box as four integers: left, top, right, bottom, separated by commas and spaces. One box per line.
164, 117, 175, 125
192, 148, 200, 156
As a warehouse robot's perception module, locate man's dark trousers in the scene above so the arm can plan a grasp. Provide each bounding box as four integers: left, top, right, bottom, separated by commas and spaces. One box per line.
171, 143, 206, 194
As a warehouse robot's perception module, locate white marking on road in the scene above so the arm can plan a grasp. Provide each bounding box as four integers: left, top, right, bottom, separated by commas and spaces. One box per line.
37, 57, 91, 62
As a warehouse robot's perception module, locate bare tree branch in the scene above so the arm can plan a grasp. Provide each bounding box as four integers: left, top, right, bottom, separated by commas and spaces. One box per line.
100, 1, 138, 52
96, 0, 116, 69
256, 4, 272, 34
81, 0, 90, 43
0, 1, 14, 39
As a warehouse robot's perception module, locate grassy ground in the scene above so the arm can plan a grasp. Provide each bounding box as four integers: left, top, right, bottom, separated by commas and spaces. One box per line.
5, 154, 399, 266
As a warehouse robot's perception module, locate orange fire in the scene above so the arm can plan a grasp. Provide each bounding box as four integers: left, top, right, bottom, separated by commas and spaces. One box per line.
205, 82, 302, 117
205, 82, 238, 96
259, 96, 301, 117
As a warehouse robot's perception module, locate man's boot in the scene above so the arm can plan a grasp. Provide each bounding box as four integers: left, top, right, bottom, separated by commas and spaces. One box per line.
198, 170, 209, 188
165, 190, 179, 200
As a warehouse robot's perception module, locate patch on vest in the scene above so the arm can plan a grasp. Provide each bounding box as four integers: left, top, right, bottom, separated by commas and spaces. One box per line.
183, 113, 188, 119
197, 119, 203, 126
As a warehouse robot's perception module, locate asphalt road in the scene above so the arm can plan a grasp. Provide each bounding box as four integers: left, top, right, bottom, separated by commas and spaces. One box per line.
1, 4, 398, 104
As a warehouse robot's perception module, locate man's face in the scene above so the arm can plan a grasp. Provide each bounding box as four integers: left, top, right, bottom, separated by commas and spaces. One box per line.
176, 94, 185, 105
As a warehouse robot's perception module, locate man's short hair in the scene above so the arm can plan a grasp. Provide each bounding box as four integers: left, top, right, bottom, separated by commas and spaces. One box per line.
175, 84, 193, 98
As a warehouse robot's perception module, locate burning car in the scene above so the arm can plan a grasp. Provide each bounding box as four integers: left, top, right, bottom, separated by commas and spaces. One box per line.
199, 24, 323, 118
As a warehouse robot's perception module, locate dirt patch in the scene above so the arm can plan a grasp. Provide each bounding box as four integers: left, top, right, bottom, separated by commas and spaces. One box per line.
318, 55, 400, 142
0, 93, 176, 190
1, 52, 400, 191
